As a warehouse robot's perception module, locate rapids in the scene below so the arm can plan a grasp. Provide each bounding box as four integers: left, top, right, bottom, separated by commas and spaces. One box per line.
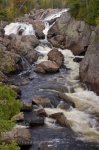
4, 9, 99, 150
4, 22, 35, 35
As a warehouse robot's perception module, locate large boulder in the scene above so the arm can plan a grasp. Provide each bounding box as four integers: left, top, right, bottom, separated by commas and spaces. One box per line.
35, 60, 59, 73
0, 49, 23, 74
49, 112, 70, 127
48, 48, 64, 67
48, 35, 66, 49
48, 12, 92, 55
8, 35, 39, 64
80, 27, 99, 94
21, 35, 39, 48
1, 127, 32, 146
33, 20, 45, 39
32, 96, 52, 108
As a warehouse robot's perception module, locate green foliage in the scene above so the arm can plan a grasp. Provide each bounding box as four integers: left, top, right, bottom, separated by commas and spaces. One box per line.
0, 85, 21, 150
0, 141, 20, 150
67, 0, 99, 25
0, 85, 20, 120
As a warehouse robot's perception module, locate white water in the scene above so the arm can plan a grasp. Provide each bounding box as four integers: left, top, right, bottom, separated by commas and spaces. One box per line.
4, 9, 99, 143
35, 39, 99, 143
43, 9, 68, 41
44, 9, 68, 22
45, 108, 99, 143
4, 22, 35, 35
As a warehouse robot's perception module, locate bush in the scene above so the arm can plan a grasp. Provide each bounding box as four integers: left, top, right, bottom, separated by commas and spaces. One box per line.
0, 85, 21, 150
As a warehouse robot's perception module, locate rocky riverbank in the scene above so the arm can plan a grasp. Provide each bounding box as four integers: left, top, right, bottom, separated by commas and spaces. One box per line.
0, 9, 99, 150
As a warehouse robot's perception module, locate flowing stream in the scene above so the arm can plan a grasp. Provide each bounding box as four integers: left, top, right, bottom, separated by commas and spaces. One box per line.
4, 9, 99, 150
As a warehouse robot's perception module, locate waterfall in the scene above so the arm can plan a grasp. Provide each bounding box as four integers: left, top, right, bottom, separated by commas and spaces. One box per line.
4, 9, 99, 144
43, 9, 68, 41
4, 22, 35, 36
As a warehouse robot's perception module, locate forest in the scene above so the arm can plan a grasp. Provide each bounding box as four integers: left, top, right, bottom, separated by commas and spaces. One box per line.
0, 0, 99, 25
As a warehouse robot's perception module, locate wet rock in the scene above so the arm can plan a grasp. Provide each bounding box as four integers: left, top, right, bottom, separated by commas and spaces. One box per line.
29, 116, 44, 127
1, 128, 32, 146
80, 35, 99, 94
0, 49, 23, 74
35, 60, 59, 73
11, 112, 24, 122
18, 28, 24, 35
73, 56, 83, 63
33, 20, 45, 39
57, 101, 70, 110
50, 112, 70, 127
58, 92, 75, 108
32, 96, 52, 108
39, 141, 55, 150
48, 48, 64, 67
20, 79, 30, 86
21, 102, 32, 112
0, 71, 8, 83
35, 108, 47, 117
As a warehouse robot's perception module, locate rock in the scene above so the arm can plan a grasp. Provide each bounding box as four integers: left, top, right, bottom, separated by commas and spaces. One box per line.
29, 116, 44, 127
21, 102, 32, 112
1, 128, 32, 146
57, 101, 70, 110
9, 35, 39, 64
48, 48, 64, 67
0, 36, 10, 47
18, 28, 24, 35
11, 112, 24, 122
21, 35, 39, 48
58, 92, 75, 108
39, 141, 55, 150
50, 112, 69, 127
0, 49, 23, 74
48, 12, 92, 55
0, 71, 8, 83
33, 20, 45, 39
32, 96, 52, 108
0, 27, 5, 37
48, 35, 66, 49
35, 108, 47, 117
9, 85, 21, 96
80, 29, 99, 94
48, 37, 60, 48
35, 60, 59, 73
2, 36, 10, 47
0, 43, 7, 51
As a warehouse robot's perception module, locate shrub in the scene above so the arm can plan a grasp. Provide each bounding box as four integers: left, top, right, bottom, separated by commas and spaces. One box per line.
0, 85, 21, 150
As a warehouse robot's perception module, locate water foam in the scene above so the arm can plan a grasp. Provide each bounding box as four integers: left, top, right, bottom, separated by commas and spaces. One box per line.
4, 22, 35, 35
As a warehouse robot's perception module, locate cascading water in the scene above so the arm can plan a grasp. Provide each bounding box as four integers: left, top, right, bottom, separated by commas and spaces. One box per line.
43, 9, 68, 41
34, 10, 99, 143
5, 9, 99, 149
4, 22, 35, 35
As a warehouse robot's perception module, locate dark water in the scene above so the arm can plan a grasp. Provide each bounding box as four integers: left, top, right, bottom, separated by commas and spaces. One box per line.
11, 67, 99, 150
